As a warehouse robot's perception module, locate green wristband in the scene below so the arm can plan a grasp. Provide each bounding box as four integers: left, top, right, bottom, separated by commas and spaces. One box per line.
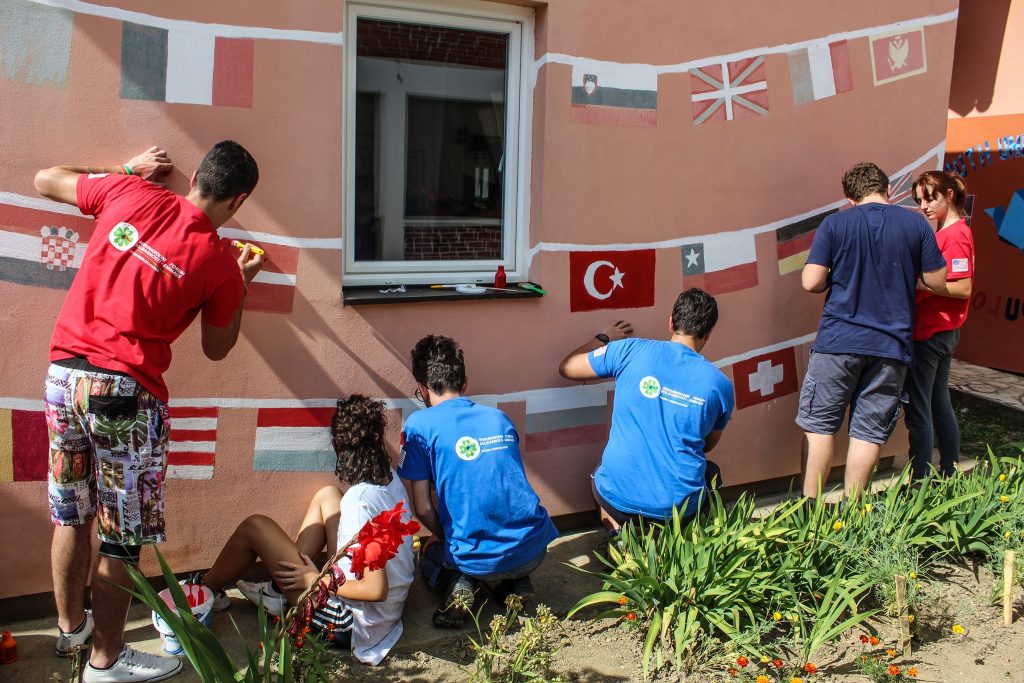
121, 164, 134, 176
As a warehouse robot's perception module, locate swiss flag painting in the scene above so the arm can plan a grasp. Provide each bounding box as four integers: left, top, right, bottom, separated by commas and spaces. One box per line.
569, 249, 656, 312
732, 347, 799, 409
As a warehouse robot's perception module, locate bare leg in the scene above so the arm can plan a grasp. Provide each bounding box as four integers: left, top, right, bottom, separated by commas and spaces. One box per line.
203, 515, 307, 605
843, 437, 882, 498
52, 524, 93, 633
295, 486, 342, 558
802, 432, 834, 498
89, 556, 133, 668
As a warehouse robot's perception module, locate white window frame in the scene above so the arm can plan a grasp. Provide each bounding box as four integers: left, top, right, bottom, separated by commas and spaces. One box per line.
343, 0, 533, 286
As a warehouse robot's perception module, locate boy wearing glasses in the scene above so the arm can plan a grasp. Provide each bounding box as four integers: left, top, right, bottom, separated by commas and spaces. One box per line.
398, 335, 557, 628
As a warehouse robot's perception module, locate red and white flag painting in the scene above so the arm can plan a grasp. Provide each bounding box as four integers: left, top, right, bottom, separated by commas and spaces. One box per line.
681, 232, 758, 295
568, 249, 656, 312
0, 407, 48, 482
870, 28, 927, 86
167, 407, 219, 479
570, 64, 658, 127
732, 347, 799, 410
690, 56, 769, 124
0, 202, 94, 291
788, 40, 853, 106
226, 240, 298, 314
253, 407, 335, 472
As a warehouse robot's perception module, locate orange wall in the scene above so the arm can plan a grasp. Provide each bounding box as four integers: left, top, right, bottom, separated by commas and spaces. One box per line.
0, 0, 958, 598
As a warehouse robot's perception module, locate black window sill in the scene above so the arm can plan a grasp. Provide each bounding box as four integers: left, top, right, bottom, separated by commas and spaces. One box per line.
343, 283, 544, 306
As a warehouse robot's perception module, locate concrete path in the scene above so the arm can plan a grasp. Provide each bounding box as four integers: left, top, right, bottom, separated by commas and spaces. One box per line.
950, 358, 1024, 413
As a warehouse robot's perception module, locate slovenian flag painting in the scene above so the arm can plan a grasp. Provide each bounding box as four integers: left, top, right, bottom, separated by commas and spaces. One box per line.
570, 64, 657, 127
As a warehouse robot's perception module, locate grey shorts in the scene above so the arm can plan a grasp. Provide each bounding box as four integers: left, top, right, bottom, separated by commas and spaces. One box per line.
795, 351, 907, 444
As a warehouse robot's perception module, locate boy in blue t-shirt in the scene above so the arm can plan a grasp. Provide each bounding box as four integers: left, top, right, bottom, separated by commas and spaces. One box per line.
398, 335, 558, 628
559, 288, 734, 531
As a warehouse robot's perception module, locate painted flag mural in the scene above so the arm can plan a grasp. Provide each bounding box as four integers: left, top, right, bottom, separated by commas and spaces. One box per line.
732, 347, 799, 410
237, 241, 299, 314
253, 407, 335, 472
569, 64, 657, 127
681, 232, 758, 295
167, 407, 219, 479
870, 28, 927, 86
888, 158, 935, 209
525, 403, 607, 452
0, 0, 73, 89
788, 40, 853, 106
0, 407, 48, 482
690, 56, 769, 124
775, 209, 837, 275
0, 203, 94, 290
568, 249, 656, 312
121, 22, 254, 107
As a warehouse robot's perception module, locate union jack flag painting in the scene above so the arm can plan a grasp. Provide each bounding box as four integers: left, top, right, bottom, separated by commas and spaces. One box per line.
887, 160, 934, 210
690, 56, 769, 125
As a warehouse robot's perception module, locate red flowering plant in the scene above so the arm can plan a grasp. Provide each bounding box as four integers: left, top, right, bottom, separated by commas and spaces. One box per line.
853, 634, 920, 682
722, 654, 821, 682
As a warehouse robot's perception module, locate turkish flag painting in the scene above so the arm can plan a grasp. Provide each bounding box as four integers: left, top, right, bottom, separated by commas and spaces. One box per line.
568, 249, 656, 312
870, 28, 926, 85
732, 346, 799, 409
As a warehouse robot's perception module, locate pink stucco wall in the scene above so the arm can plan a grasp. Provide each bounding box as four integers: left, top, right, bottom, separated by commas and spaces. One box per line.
0, 0, 958, 599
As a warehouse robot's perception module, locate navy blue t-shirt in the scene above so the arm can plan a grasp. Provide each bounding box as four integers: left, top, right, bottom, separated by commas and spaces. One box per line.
397, 398, 557, 576
806, 204, 945, 364
587, 338, 734, 518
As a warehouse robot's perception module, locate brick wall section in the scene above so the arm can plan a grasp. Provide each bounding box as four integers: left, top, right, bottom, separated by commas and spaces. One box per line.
357, 19, 507, 69
404, 224, 502, 260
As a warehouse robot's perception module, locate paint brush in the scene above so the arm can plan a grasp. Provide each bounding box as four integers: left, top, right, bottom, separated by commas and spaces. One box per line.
518, 282, 548, 294
429, 284, 515, 292
230, 240, 265, 255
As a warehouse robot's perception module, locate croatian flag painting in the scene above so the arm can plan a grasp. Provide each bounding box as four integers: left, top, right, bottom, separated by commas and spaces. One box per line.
570, 64, 657, 127
690, 56, 769, 124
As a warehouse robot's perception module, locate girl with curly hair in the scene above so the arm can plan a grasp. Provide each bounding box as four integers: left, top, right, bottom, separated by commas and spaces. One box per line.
197, 395, 415, 665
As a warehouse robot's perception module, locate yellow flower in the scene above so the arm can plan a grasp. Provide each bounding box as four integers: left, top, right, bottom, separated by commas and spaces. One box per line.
915, 582, 922, 589
760, 656, 770, 664
952, 624, 965, 635
886, 648, 897, 658
907, 614, 915, 623
1000, 495, 1010, 503
909, 572, 917, 579
773, 612, 782, 621
833, 520, 844, 531
790, 678, 804, 683
757, 676, 770, 683
999, 474, 1007, 481
788, 613, 799, 622
864, 503, 872, 513
1007, 531, 1014, 539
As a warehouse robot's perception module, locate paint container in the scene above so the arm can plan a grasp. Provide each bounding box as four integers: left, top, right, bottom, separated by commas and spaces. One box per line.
151, 584, 214, 655
494, 265, 507, 288
0, 631, 16, 664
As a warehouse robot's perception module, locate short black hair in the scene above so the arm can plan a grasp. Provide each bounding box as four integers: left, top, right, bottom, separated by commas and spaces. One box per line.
411, 335, 466, 395
841, 162, 889, 202
194, 140, 259, 202
671, 288, 718, 339
332, 395, 392, 487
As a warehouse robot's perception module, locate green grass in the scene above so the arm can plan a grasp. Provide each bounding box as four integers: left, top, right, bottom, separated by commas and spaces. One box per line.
954, 398, 1024, 458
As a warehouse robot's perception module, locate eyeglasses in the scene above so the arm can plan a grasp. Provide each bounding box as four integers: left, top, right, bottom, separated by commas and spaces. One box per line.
414, 387, 425, 403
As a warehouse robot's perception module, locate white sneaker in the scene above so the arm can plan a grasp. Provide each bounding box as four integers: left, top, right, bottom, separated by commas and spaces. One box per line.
211, 589, 232, 612
83, 645, 182, 682
236, 580, 286, 616
56, 608, 94, 657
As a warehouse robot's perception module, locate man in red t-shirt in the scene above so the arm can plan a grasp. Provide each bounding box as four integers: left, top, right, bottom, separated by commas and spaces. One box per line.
34, 142, 264, 682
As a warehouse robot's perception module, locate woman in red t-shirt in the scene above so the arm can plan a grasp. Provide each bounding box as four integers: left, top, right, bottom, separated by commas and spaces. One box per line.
905, 171, 974, 479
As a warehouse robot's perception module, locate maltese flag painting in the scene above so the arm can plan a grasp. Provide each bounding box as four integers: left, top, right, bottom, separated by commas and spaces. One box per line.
568, 249, 656, 312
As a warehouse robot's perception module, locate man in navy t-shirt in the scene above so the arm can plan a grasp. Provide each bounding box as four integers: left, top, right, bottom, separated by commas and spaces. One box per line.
398, 335, 558, 628
798, 162, 947, 498
559, 288, 734, 530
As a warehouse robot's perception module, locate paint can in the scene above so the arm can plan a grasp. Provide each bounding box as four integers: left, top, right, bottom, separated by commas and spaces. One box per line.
151, 583, 214, 655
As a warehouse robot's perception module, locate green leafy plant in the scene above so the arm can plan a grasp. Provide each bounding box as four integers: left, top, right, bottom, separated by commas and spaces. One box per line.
465, 596, 570, 683
853, 635, 921, 681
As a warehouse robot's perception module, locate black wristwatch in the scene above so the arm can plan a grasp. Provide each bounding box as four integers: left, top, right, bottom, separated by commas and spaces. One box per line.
595, 333, 610, 345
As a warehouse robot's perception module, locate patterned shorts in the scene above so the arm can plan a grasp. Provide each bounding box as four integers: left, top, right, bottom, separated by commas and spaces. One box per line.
44, 363, 170, 545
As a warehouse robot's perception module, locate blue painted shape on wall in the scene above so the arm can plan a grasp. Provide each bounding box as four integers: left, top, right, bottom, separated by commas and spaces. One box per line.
984, 190, 1024, 251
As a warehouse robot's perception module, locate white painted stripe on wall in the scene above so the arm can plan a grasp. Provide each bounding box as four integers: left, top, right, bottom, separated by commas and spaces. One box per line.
807, 42, 837, 100
166, 465, 214, 479
713, 333, 817, 369
0, 192, 86, 217
0, 231, 45, 261
701, 231, 757, 272
255, 426, 332, 451
529, 140, 944, 257
570, 63, 658, 91
170, 440, 216, 452
25, 0, 344, 45
170, 417, 217, 430
216, 227, 343, 251
0, 398, 44, 410
166, 29, 215, 105
525, 383, 611, 414
251, 271, 297, 286
536, 9, 957, 79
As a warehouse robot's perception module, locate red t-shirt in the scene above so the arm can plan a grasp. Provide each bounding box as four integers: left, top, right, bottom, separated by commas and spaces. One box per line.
48, 174, 245, 402
913, 218, 974, 341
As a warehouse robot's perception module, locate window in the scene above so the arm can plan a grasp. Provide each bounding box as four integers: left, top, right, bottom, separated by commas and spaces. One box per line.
344, 1, 532, 285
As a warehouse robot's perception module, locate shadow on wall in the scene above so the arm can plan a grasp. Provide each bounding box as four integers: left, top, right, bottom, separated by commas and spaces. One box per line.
948, 0, 1011, 116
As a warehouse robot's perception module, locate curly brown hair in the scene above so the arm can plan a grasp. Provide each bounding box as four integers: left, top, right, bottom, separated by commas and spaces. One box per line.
332, 395, 392, 486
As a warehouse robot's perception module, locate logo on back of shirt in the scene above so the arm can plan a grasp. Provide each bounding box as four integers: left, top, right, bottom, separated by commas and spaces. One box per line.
639, 376, 662, 398
454, 436, 481, 461
108, 222, 139, 251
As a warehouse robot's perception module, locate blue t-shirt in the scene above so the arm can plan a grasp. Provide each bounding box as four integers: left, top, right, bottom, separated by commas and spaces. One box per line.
806, 204, 945, 364
587, 338, 734, 518
397, 397, 558, 576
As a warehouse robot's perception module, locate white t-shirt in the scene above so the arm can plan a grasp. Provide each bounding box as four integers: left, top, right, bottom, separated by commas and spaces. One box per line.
333, 471, 415, 665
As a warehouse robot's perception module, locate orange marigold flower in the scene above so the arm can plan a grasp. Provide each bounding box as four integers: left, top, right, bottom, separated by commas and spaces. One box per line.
728, 667, 738, 676
626, 612, 636, 621
888, 665, 901, 676
618, 596, 628, 605
859, 634, 869, 644
869, 636, 880, 646
908, 666, 919, 677
737, 656, 749, 668
790, 678, 804, 683
804, 662, 817, 674
772, 658, 784, 668
886, 648, 896, 658
757, 677, 770, 683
